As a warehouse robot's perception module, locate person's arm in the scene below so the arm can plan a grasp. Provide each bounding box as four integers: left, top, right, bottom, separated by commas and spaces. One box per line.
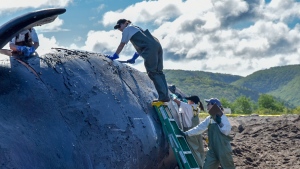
32, 42, 39, 50
173, 98, 181, 106
115, 42, 126, 55
106, 42, 125, 60
29, 28, 39, 50
9, 43, 18, 51
185, 116, 210, 136
216, 115, 231, 135
9, 38, 18, 51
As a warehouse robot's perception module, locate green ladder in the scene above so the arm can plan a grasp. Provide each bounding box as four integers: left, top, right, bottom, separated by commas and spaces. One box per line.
152, 102, 200, 169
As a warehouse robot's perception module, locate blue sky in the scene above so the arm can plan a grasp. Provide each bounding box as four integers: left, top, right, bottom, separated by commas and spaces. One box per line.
0, 0, 142, 47
1, 0, 300, 76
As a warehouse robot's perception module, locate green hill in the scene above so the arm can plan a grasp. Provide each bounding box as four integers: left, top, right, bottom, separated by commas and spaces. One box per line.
269, 75, 300, 107
231, 65, 300, 93
231, 65, 300, 106
164, 69, 259, 102
164, 69, 242, 84
164, 65, 300, 107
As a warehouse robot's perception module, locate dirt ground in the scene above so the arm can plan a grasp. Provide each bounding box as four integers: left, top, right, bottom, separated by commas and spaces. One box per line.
222, 115, 300, 169
200, 115, 300, 168
167, 94, 300, 168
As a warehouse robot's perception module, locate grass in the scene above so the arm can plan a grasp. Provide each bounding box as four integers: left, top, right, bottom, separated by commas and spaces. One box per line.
199, 113, 283, 119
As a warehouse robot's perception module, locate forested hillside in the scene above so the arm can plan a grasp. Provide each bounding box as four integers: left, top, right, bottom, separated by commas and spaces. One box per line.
232, 65, 300, 92
164, 69, 259, 102
164, 69, 242, 84
268, 75, 300, 107
232, 65, 300, 106
165, 64, 300, 107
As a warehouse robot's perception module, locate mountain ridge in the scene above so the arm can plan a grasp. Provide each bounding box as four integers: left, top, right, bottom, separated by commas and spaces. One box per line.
164, 64, 300, 107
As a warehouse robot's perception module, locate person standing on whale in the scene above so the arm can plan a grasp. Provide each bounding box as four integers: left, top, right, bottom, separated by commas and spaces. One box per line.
107, 19, 169, 102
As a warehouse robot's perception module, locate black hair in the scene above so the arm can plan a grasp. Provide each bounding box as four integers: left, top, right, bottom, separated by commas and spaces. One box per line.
126, 20, 131, 24
198, 101, 204, 111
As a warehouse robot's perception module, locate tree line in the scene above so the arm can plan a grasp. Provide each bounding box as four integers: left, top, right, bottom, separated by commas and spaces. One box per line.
219, 94, 300, 115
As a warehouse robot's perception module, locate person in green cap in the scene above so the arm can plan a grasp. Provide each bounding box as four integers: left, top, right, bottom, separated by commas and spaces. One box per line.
183, 98, 235, 169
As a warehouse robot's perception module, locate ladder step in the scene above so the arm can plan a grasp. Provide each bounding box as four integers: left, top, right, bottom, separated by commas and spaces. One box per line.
153, 103, 200, 169
183, 151, 192, 154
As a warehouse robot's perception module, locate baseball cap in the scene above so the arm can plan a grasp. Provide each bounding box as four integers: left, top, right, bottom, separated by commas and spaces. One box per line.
205, 98, 222, 107
114, 19, 127, 29
185, 96, 200, 104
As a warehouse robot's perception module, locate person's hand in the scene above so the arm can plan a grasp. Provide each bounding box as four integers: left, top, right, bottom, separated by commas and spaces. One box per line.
28, 46, 35, 53
106, 53, 119, 60
16, 46, 27, 53
215, 114, 222, 124
19, 46, 30, 56
127, 52, 139, 64
22, 47, 32, 56
170, 94, 178, 100
127, 58, 135, 64
23, 46, 35, 56
178, 129, 187, 137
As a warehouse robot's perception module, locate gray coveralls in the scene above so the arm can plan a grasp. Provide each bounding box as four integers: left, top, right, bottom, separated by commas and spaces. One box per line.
130, 29, 169, 101
203, 122, 235, 169
183, 110, 205, 168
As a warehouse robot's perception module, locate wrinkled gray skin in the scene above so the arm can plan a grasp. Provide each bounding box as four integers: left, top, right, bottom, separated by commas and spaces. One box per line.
0, 49, 177, 169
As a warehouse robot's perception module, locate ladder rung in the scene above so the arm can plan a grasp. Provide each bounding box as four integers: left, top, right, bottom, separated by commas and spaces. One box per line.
183, 151, 192, 154
153, 104, 200, 169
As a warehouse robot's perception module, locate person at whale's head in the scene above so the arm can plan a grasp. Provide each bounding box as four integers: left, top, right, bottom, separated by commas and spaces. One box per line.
9, 27, 39, 56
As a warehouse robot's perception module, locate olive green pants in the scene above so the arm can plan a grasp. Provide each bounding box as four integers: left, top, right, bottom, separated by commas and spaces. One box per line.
204, 124, 235, 169
184, 116, 205, 168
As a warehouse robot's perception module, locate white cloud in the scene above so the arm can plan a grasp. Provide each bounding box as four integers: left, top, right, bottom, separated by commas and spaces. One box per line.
1, 0, 72, 9
212, 0, 249, 18
35, 17, 68, 32
36, 34, 62, 55
4, 0, 300, 76
82, 30, 119, 53
96, 4, 105, 13
97, 0, 300, 76
102, 0, 183, 27
264, 0, 300, 22
0, 0, 72, 15
0, 0, 70, 53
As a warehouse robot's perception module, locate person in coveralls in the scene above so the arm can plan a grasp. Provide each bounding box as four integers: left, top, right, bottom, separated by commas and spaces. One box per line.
183, 98, 235, 169
108, 19, 169, 102
9, 27, 39, 57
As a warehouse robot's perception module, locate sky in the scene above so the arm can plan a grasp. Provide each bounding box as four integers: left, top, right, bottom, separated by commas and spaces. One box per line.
1, 0, 300, 76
